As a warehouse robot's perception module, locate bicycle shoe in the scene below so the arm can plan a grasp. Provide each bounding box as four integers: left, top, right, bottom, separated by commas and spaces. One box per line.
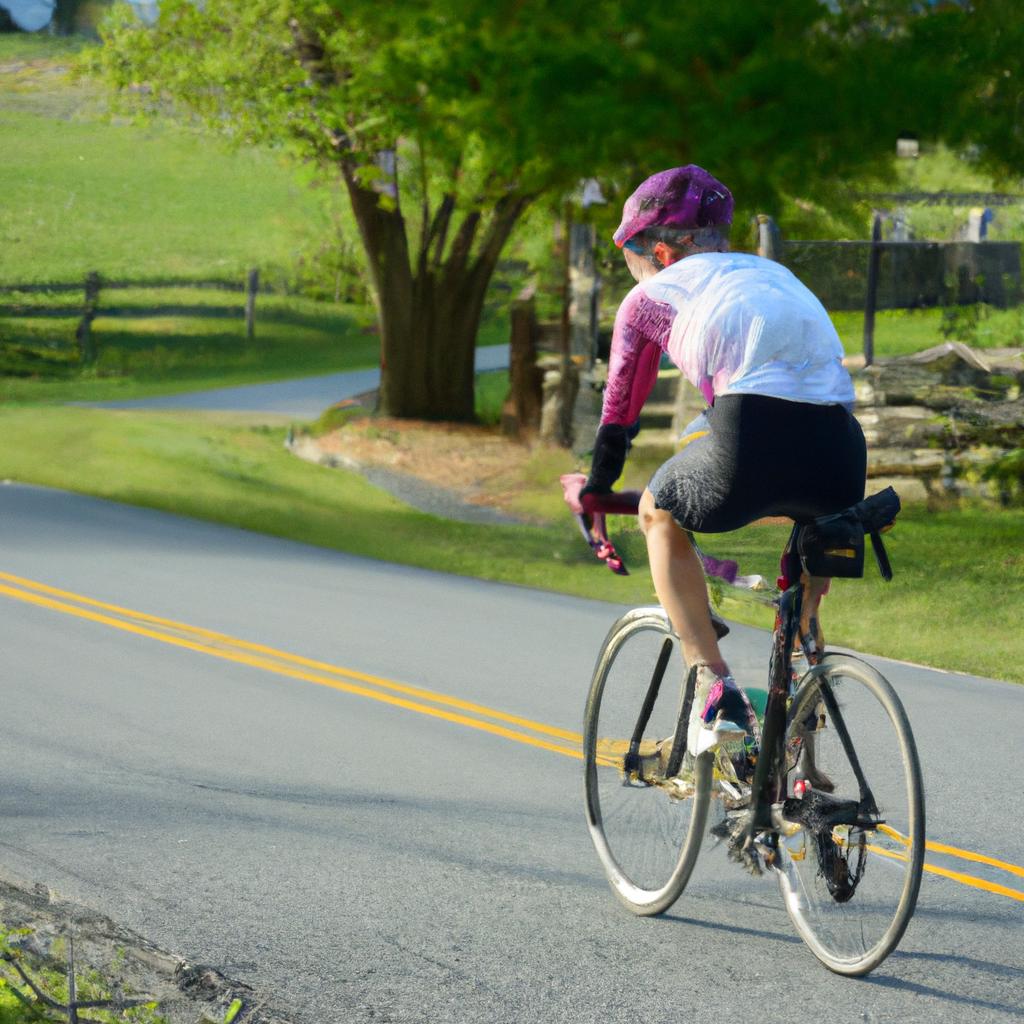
687, 665, 759, 757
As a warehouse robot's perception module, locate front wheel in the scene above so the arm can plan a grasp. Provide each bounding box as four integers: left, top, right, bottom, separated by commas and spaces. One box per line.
776, 654, 925, 975
583, 607, 711, 916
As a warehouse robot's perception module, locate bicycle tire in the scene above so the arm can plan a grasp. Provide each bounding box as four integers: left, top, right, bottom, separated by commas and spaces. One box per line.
775, 654, 925, 975
583, 607, 711, 916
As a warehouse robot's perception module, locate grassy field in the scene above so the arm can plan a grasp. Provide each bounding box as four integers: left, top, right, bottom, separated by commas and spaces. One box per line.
0, 35, 511, 399
831, 304, 1024, 358
0, 405, 1020, 683
0, 34, 325, 286
0, 30, 381, 397
0, 288, 383, 401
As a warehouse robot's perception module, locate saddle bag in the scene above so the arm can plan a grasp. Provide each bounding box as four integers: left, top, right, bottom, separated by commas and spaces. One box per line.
798, 487, 901, 581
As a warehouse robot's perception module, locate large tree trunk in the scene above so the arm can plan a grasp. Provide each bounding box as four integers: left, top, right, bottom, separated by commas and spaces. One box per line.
341, 159, 528, 421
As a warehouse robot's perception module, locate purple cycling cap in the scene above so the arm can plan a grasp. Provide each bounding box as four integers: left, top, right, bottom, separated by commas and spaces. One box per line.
612, 165, 733, 248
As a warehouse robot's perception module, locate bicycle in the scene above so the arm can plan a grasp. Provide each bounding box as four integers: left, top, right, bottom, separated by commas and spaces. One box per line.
565, 478, 925, 976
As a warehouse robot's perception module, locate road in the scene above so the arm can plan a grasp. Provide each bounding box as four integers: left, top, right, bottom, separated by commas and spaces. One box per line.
88, 344, 511, 419
1, 483, 1021, 1023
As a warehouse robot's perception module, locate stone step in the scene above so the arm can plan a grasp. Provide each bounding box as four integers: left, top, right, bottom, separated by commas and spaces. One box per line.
867, 445, 1006, 477
854, 405, 946, 448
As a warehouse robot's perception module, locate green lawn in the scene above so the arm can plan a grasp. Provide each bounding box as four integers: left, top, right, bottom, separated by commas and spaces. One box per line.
1, 406, 1020, 683
0, 37, 326, 287
831, 304, 1024, 358
0, 288, 381, 402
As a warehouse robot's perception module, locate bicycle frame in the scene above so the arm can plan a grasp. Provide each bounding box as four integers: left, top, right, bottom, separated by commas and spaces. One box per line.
745, 527, 883, 846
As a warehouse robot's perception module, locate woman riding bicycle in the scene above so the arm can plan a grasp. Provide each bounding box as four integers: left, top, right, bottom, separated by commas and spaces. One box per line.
580, 165, 866, 769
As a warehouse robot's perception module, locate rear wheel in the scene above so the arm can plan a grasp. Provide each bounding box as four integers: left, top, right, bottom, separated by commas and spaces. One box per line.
583, 608, 711, 916
776, 654, 925, 975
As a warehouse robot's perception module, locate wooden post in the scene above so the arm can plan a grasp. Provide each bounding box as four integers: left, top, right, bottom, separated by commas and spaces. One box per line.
501, 286, 543, 437
568, 221, 599, 364
756, 214, 782, 261
245, 268, 259, 340
75, 271, 101, 366
863, 213, 882, 367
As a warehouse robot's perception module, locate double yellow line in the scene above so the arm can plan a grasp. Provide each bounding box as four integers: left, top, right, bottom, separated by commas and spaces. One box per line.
0, 570, 583, 760
2, 569, 1022, 906
874, 825, 1024, 903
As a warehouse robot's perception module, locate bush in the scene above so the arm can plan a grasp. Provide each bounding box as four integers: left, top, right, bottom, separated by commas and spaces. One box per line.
983, 448, 1024, 506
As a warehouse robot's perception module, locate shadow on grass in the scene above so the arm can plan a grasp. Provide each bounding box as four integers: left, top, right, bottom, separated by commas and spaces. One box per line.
1, 302, 362, 334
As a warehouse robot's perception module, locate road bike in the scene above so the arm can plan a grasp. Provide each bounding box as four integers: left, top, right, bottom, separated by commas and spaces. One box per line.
567, 481, 925, 976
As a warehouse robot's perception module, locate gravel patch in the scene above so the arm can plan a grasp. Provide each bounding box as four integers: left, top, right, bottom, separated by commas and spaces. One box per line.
358, 466, 529, 525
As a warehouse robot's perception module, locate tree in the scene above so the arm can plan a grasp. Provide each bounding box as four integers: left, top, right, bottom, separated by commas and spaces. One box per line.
930, 0, 1024, 177
95, 0, 982, 421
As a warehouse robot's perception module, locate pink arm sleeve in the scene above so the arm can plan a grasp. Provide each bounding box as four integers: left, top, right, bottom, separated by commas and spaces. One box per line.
600, 288, 675, 426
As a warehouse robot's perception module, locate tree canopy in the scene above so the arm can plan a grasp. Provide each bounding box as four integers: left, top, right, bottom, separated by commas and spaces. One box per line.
94, 0, 1019, 420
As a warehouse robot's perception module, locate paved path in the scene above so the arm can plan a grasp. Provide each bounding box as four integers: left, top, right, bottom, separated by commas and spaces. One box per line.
1, 484, 1021, 1024
90, 345, 511, 419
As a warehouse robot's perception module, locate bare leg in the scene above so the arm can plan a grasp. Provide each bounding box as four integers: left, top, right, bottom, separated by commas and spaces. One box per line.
638, 488, 724, 672
799, 573, 830, 653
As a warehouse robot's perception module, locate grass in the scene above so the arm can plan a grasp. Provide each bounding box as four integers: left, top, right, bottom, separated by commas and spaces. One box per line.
0, 289, 381, 402
0, 923, 167, 1024
0, 39, 326, 286
0, 405, 1020, 683
474, 368, 510, 425
830, 304, 1024, 358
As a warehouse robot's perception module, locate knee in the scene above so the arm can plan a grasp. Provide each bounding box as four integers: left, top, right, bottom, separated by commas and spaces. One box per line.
639, 488, 678, 538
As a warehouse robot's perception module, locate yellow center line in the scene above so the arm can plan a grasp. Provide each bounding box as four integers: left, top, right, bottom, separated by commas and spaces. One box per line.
866, 842, 1024, 903
879, 823, 1024, 879
4, 571, 1024, 904
0, 570, 581, 745
0, 580, 584, 761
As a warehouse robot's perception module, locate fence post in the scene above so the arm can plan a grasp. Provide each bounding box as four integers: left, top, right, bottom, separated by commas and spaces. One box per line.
756, 214, 782, 261
501, 285, 543, 437
568, 221, 599, 364
75, 271, 101, 366
863, 213, 882, 366
245, 268, 259, 340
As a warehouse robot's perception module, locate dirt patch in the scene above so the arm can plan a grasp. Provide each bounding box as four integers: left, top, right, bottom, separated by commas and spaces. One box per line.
300, 408, 553, 522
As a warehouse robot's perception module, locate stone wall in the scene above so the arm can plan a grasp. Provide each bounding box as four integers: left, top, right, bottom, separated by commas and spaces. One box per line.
852, 341, 1023, 503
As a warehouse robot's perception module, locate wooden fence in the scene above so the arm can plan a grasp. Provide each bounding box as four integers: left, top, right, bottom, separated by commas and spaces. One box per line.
781, 239, 1022, 312
0, 270, 266, 366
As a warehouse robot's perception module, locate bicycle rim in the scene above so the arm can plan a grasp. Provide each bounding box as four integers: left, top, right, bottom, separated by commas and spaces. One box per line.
776, 654, 925, 975
583, 608, 710, 916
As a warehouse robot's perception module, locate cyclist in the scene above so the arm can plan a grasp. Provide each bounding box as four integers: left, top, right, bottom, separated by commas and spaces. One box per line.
580, 165, 866, 771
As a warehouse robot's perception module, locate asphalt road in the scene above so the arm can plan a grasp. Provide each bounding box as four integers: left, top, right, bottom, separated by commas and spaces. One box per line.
1, 483, 1022, 1023
89, 344, 511, 419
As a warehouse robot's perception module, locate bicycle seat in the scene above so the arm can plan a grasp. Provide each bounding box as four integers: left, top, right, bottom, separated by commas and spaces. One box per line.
787, 487, 901, 582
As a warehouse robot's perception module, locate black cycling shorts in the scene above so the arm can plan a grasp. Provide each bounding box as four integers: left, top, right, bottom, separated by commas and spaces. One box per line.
648, 394, 867, 534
